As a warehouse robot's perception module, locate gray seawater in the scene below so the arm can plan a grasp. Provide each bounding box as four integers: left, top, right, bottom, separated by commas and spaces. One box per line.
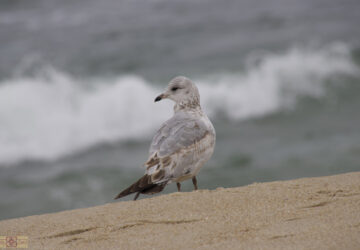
1, 0, 360, 220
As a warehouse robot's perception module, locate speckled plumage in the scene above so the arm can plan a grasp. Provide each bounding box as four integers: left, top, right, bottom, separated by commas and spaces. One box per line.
115, 76, 215, 200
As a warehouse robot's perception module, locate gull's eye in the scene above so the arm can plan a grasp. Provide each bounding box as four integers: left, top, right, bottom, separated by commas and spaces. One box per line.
171, 87, 179, 92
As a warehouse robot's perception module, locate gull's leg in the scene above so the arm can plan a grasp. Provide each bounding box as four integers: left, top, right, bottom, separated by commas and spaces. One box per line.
192, 177, 198, 190
134, 192, 140, 200
176, 182, 181, 192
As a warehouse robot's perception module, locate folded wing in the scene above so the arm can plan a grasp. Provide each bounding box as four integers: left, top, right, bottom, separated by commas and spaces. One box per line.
145, 112, 210, 183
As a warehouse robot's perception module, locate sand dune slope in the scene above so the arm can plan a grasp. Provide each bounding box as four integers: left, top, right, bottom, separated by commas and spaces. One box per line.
1, 172, 360, 249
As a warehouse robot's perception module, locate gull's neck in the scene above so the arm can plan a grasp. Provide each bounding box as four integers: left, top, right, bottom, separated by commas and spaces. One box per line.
174, 99, 202, 113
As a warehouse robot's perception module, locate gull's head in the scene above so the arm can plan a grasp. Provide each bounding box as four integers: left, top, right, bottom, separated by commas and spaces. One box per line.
155, 76, 200, 108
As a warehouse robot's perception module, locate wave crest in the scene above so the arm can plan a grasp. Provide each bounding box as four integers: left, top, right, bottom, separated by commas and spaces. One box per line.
0, 43, 357, 165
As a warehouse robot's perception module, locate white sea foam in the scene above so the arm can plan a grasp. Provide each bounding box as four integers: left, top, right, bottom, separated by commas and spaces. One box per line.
0, 43, 357, 165
197, 42, 357, 119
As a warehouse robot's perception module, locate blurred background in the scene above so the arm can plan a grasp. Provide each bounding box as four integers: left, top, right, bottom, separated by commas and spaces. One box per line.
1, 0, 360, 220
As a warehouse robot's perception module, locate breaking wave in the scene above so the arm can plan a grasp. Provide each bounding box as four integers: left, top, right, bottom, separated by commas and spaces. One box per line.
0, 43, 357, 165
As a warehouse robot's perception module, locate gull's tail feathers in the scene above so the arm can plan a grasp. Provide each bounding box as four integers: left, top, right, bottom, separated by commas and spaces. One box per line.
114, 174, 167, 200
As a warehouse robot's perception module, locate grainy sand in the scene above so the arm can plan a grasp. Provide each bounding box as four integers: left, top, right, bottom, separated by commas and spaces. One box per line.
1, 172, 360, 250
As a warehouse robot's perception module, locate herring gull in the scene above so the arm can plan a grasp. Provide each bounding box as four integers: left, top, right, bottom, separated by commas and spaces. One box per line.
115, 76, 216, 200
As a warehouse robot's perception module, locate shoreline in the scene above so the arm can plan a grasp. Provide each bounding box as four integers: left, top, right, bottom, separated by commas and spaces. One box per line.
1, 172, 360, 249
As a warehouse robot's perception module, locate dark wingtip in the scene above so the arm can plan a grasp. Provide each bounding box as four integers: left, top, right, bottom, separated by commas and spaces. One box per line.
114, 192, 125, 200
114, 186, 133, 200
114, 175, 152, 200
114, 175, 167, 201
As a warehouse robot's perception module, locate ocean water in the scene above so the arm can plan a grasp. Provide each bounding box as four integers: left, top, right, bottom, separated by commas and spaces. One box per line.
1, 0, 360, 220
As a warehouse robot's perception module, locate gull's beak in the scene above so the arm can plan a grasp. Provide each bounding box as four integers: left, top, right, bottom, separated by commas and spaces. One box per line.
154, 93, 165, 102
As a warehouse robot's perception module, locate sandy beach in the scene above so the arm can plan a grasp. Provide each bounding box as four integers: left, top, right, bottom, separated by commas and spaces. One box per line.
1, 172, 359, 249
